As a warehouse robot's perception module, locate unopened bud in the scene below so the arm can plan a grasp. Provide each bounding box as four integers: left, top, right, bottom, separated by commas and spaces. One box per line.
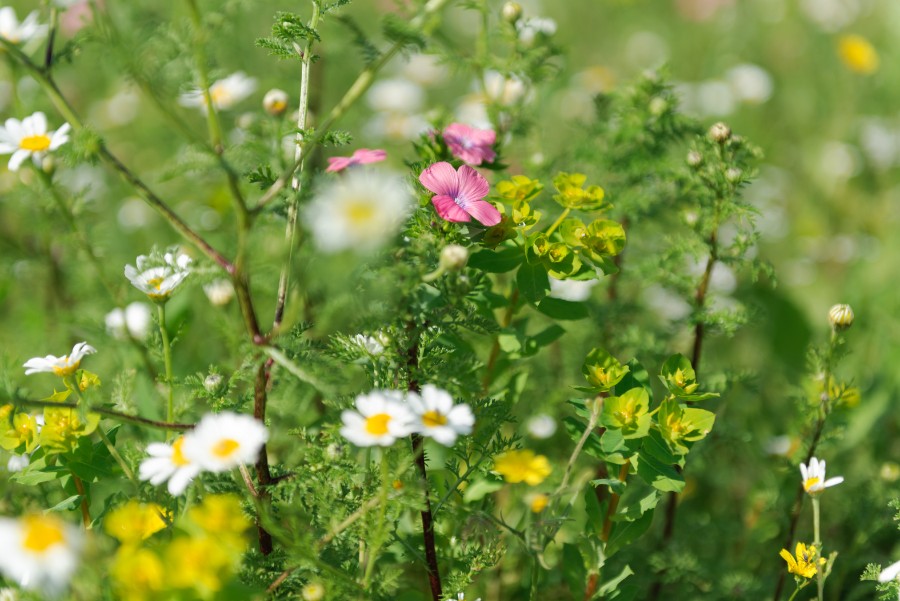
687, 150, 703, 167
203, 373, 224, 392
828, 303, 854, 330
648, 96, 668, 116
709, 122, 731, 143
725, 167, 743, 182
439, 244, 469, 271
502, 2, 523, 23
263, 88, 289, 116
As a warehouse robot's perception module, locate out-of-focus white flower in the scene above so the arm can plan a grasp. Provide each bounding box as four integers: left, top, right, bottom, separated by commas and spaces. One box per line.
363, 112, 430, 142
799, 0, 859, 32
827, 303, 854, 329
366, 78, 425, 113
548, 277, 597, 302
727, 63, 773, 104
0, 112, 70, 171
0, 514, 81, 595
800, 457, 843, 494
303, 169, 414, 254
6, 454, 30, 472
138, 436, 201, 496
0, 7, 47, 44
483, 70, 528, 106
105, 302, 152, 340
179, 72, 257, 112
352, 334, 385, 356
401, 54, 448, 86
624, 31, 669, 69
817, 141, 861, 182
302, 583, 326, 601
516, 16, 556, 46
526, 414, 557, 439
203, 279, 234, 306
23, 342, 96, 377
407, 385, 475, 446
454, 95, 492, 130
340, 391, 415, 447
124, 252, 192, 302
181, 412, 269, 473
763, 435, 794, 456
0, 586, 18, 601
263, 88, 289, 116
642, 285, 691, 321
859, 119, 899, 171
879, 559, 900, 584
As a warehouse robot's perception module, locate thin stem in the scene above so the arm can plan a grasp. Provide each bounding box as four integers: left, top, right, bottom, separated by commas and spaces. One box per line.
262, 345, 327, 392
813, 497, 823, 601
252, 363, 274, 555
71, 473, 91, 528
600, 462, 630, 542
157, 304, 175, 438
530, 554, 540, 600
411, 433, 442, 601
555, 396, 602, 498
544, 207, 571, 238
482, 288, 520, 393
786, 585, 802, 601
13, 398, 193, 430
363, 451, 391, 586
96, 428, 137, 484
185, 0, 225, 152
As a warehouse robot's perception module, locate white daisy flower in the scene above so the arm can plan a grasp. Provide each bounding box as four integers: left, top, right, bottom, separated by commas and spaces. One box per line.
138, 435, 202, 496
340, 391, 415, 447
800, 456, 844, 494
0, 112, 70, 171
104, 302, 152, 340
6, 454, 30, 472
548, 277, 598, 302
124, 251, 192, 302
181, 412, 269, 473
0, 514, 81, 595
352, 334, 385, 356
526, 414, 557, 439
23, 341, 96, 377
879, 559, 900, 584
203, 279, 234, 306
303, 169, 414, 254
179, 72, 257, 112
407, 385, 474, 446
0, 7, 47, 44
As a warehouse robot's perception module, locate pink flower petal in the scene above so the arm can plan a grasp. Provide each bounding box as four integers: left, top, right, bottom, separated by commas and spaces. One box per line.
456, 165, 490, 202
419, 162, 459, 195
432, 195, 471, 222
326, 156, 354, 173
353, 148, 387, 164
465, 200, 502, 226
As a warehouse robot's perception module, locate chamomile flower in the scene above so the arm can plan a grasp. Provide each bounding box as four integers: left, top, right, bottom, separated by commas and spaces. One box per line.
0, 7, 47, 44
104, 302, 152, 340
800, 456, 844, 494
352, 334, 385, 356
0, 112, 70, 171
181, 412, 269, 473
124, 251, 192, 302
138, 436, 201, 496
406, 385, 474, 446
304, 168, 414, 253
0, 514, 81, 595
340, 391, 415, 447
179, 72, 257, 112
879, 559, 900, 584
23, 341, 96, 377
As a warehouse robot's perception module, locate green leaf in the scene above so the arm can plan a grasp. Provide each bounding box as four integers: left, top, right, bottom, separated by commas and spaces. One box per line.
562, 544, 588, 595
606, 508, 654, 557
636, 447, 685, 492
591, 477, 626, 496
45, 495, 82, 513
564, 417, 604, 460
681, 407, 716, 442
516, 261, 550, 303
600, 388, 651, 438
596, 565, 635, 597
463, 477, 504, 502
536, 297, 589, 320
614, 359, 652, 397
381, 13, 426, 49
468, 247, 524, 273
658, 353, 718, 401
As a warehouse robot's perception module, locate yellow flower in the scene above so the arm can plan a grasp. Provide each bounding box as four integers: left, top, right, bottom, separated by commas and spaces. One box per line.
1, 410, 40, 453
39, 407, 100, 454
493, 449, 552, 485
111, 546, 165, 601
187, 494, 251, 549
164, 536, 232, 594
838, 35, 879, 75
779, 542, 824, 579
104, 500, 168, 544
529, 494, 549, 513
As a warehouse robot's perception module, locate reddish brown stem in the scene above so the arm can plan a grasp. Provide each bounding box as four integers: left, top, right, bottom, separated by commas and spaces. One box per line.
72, 474, 91, 528
601, 462, 630, 542
253, 362, 274, 555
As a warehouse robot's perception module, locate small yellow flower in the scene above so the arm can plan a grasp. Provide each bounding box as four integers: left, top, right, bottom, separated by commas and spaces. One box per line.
302, 582, 326, 601
529, 494, 549, 513
111, 546, 166, 601
187, 494, 252, 545
779, 542, 824, 579
104, 500, 168, 544
838, 35, 878, 75
493, 449, 552, 485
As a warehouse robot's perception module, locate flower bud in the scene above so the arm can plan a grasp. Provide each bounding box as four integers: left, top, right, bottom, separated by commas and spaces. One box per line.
828, 303, 854, 330
501, 2, 523, 24
263, 88, 289, 116
709, 122, 732, 143
439, 244, 469, 271
687, 150, 703, 167
204, 373, 224, 392
648, 96, 668, 116
302, 582, 325, 601
725, 167, 743, 182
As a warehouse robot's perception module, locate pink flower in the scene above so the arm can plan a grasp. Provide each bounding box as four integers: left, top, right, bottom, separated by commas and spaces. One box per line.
326, 148, 387, 173
419, 162, 501, 226
442, 123, 496, 165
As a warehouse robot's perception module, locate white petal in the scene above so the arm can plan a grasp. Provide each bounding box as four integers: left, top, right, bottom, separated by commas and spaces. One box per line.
823, 476, 843, 488
8, 149, 30, 171
879, 559, 900, 582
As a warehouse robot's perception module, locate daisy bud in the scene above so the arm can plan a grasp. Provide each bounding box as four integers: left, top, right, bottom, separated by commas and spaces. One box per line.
501, 2, 522, 24
828, 303, 854, 330
648, 96, 668, 116
203, 373, 224, 392
709, 122, 732, 143
263, 88, 289, 116
725, 167, 743, 182
439, 244, 469, 272
687, 150, 703, 167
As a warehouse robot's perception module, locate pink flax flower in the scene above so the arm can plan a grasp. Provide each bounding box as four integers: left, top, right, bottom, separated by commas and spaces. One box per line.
419, 162, 501, 226
326, 148, 387, 173
442, 123, 496, 165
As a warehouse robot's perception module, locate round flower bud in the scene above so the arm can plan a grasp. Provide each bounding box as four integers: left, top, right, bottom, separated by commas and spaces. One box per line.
708, 122, 732, 143
725, 167, 743, 182
687, 150, 703, 167
302, 583, 325, 601
263, 88, 289, 116
439, 244, 469, 271
203, 373, 224, 392
648, 96, 668, 116
502, 2, 523, 23
828, 303, 854, 330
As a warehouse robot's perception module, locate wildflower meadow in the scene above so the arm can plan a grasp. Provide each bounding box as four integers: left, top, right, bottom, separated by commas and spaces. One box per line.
1, 1, 899, 600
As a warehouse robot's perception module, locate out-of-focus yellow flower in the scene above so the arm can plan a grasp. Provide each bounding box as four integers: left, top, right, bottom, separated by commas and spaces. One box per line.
302, 582, 326, 601
529, 494, 549, 513
104, 500, 168, 544
187, 494, 251, 548
164, 536, 232, 594
39, 407, 100, 454
110, 547, 165, 601
838, 35, 878, 74
780, 542, 824, 579
493, 449, 552, 485
0, 410, 39, 453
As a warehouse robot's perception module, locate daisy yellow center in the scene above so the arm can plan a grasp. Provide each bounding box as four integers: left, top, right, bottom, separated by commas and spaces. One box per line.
210, 87, 232, 106
19, 134, 52, 152
171, 437, 190, 466
21, 515, 65, 553
421, 410, 448, 428
803, 477, 820, 492
212, 438, 241, 458
364, 413, 392, 436
147, 277, 165, 291
343, 199, 376, 225
52, 358, 78, 377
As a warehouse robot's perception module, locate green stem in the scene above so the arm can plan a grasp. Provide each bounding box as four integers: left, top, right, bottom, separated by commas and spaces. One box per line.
71, 472, 92, 528
12, 398, 193, 430
786, 584, 802, 601
157, 304, 175, 436
555, 396, 602, 499
544, 207, 571, 237
96, 427, 137, 484
813, 496, 823, 601
363, 451, 391, 586
185, 0, 225, 152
